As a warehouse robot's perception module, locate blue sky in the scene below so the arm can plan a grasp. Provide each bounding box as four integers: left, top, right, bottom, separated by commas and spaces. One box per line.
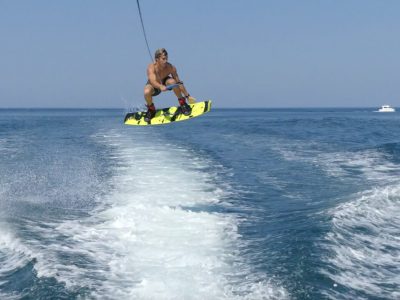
1, 0, 400, 108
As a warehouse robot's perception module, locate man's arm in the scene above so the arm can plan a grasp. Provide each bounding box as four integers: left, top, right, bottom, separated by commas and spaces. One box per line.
171, 66, 190, 97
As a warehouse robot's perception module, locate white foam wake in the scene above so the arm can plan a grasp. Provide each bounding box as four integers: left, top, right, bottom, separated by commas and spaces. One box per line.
273, 139, 400, 183
0, 227, 31, 274
0, 225, 38, 300
317, 149, 400, 183
322, 186, 400, 299
272, 139, 400, 298
20, 129, 287, 299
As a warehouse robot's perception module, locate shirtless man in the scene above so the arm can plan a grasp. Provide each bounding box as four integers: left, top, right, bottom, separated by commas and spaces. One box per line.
144, 48, 192, 121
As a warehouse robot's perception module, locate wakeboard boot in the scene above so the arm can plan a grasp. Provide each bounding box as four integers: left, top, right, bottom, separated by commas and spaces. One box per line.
178, 97, 192, 116
144, 103, 156, 122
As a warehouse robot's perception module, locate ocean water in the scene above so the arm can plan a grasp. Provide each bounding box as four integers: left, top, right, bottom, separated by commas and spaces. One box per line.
0, 108, 399, 299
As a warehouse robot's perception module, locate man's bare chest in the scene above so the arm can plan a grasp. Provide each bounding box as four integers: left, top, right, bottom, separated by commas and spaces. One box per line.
155, 66, 172, 80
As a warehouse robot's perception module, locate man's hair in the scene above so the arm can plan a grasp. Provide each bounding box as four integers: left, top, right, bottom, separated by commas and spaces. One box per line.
154, 48, 168, 60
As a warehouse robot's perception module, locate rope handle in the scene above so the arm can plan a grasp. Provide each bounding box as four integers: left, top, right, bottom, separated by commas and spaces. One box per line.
166, 82, 183, 90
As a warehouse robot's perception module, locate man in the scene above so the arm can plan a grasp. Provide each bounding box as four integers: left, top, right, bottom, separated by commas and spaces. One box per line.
143, 48, 193, 121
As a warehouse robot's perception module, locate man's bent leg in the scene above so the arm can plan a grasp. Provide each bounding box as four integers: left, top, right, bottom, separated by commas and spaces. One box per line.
144, 84, 155, 106
165, 78, 184, 99
165, 79, 191, 116
144, 84, 157, 121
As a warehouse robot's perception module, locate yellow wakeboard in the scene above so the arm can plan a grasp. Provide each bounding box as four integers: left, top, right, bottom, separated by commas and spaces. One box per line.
124, 100, 212, 126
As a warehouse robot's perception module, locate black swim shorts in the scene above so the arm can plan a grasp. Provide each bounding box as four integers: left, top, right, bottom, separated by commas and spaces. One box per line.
147, 76, 172, 96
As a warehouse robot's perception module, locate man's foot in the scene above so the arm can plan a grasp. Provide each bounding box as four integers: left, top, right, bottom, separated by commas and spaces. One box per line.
178, 97, 192, 116
144, 103, 156, 122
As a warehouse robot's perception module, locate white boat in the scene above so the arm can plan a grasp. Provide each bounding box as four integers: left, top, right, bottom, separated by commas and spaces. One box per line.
377, 105, 395, 112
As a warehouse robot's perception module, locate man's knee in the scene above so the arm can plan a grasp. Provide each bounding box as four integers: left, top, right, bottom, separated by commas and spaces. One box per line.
165, 78, 176, 86
144, 85, 153, 96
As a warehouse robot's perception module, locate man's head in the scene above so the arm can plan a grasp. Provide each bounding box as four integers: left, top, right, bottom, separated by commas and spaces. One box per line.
154, 48, 168, 65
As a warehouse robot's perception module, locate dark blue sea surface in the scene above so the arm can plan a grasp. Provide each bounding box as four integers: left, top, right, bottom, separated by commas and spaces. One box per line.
0, 108, 399, 299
